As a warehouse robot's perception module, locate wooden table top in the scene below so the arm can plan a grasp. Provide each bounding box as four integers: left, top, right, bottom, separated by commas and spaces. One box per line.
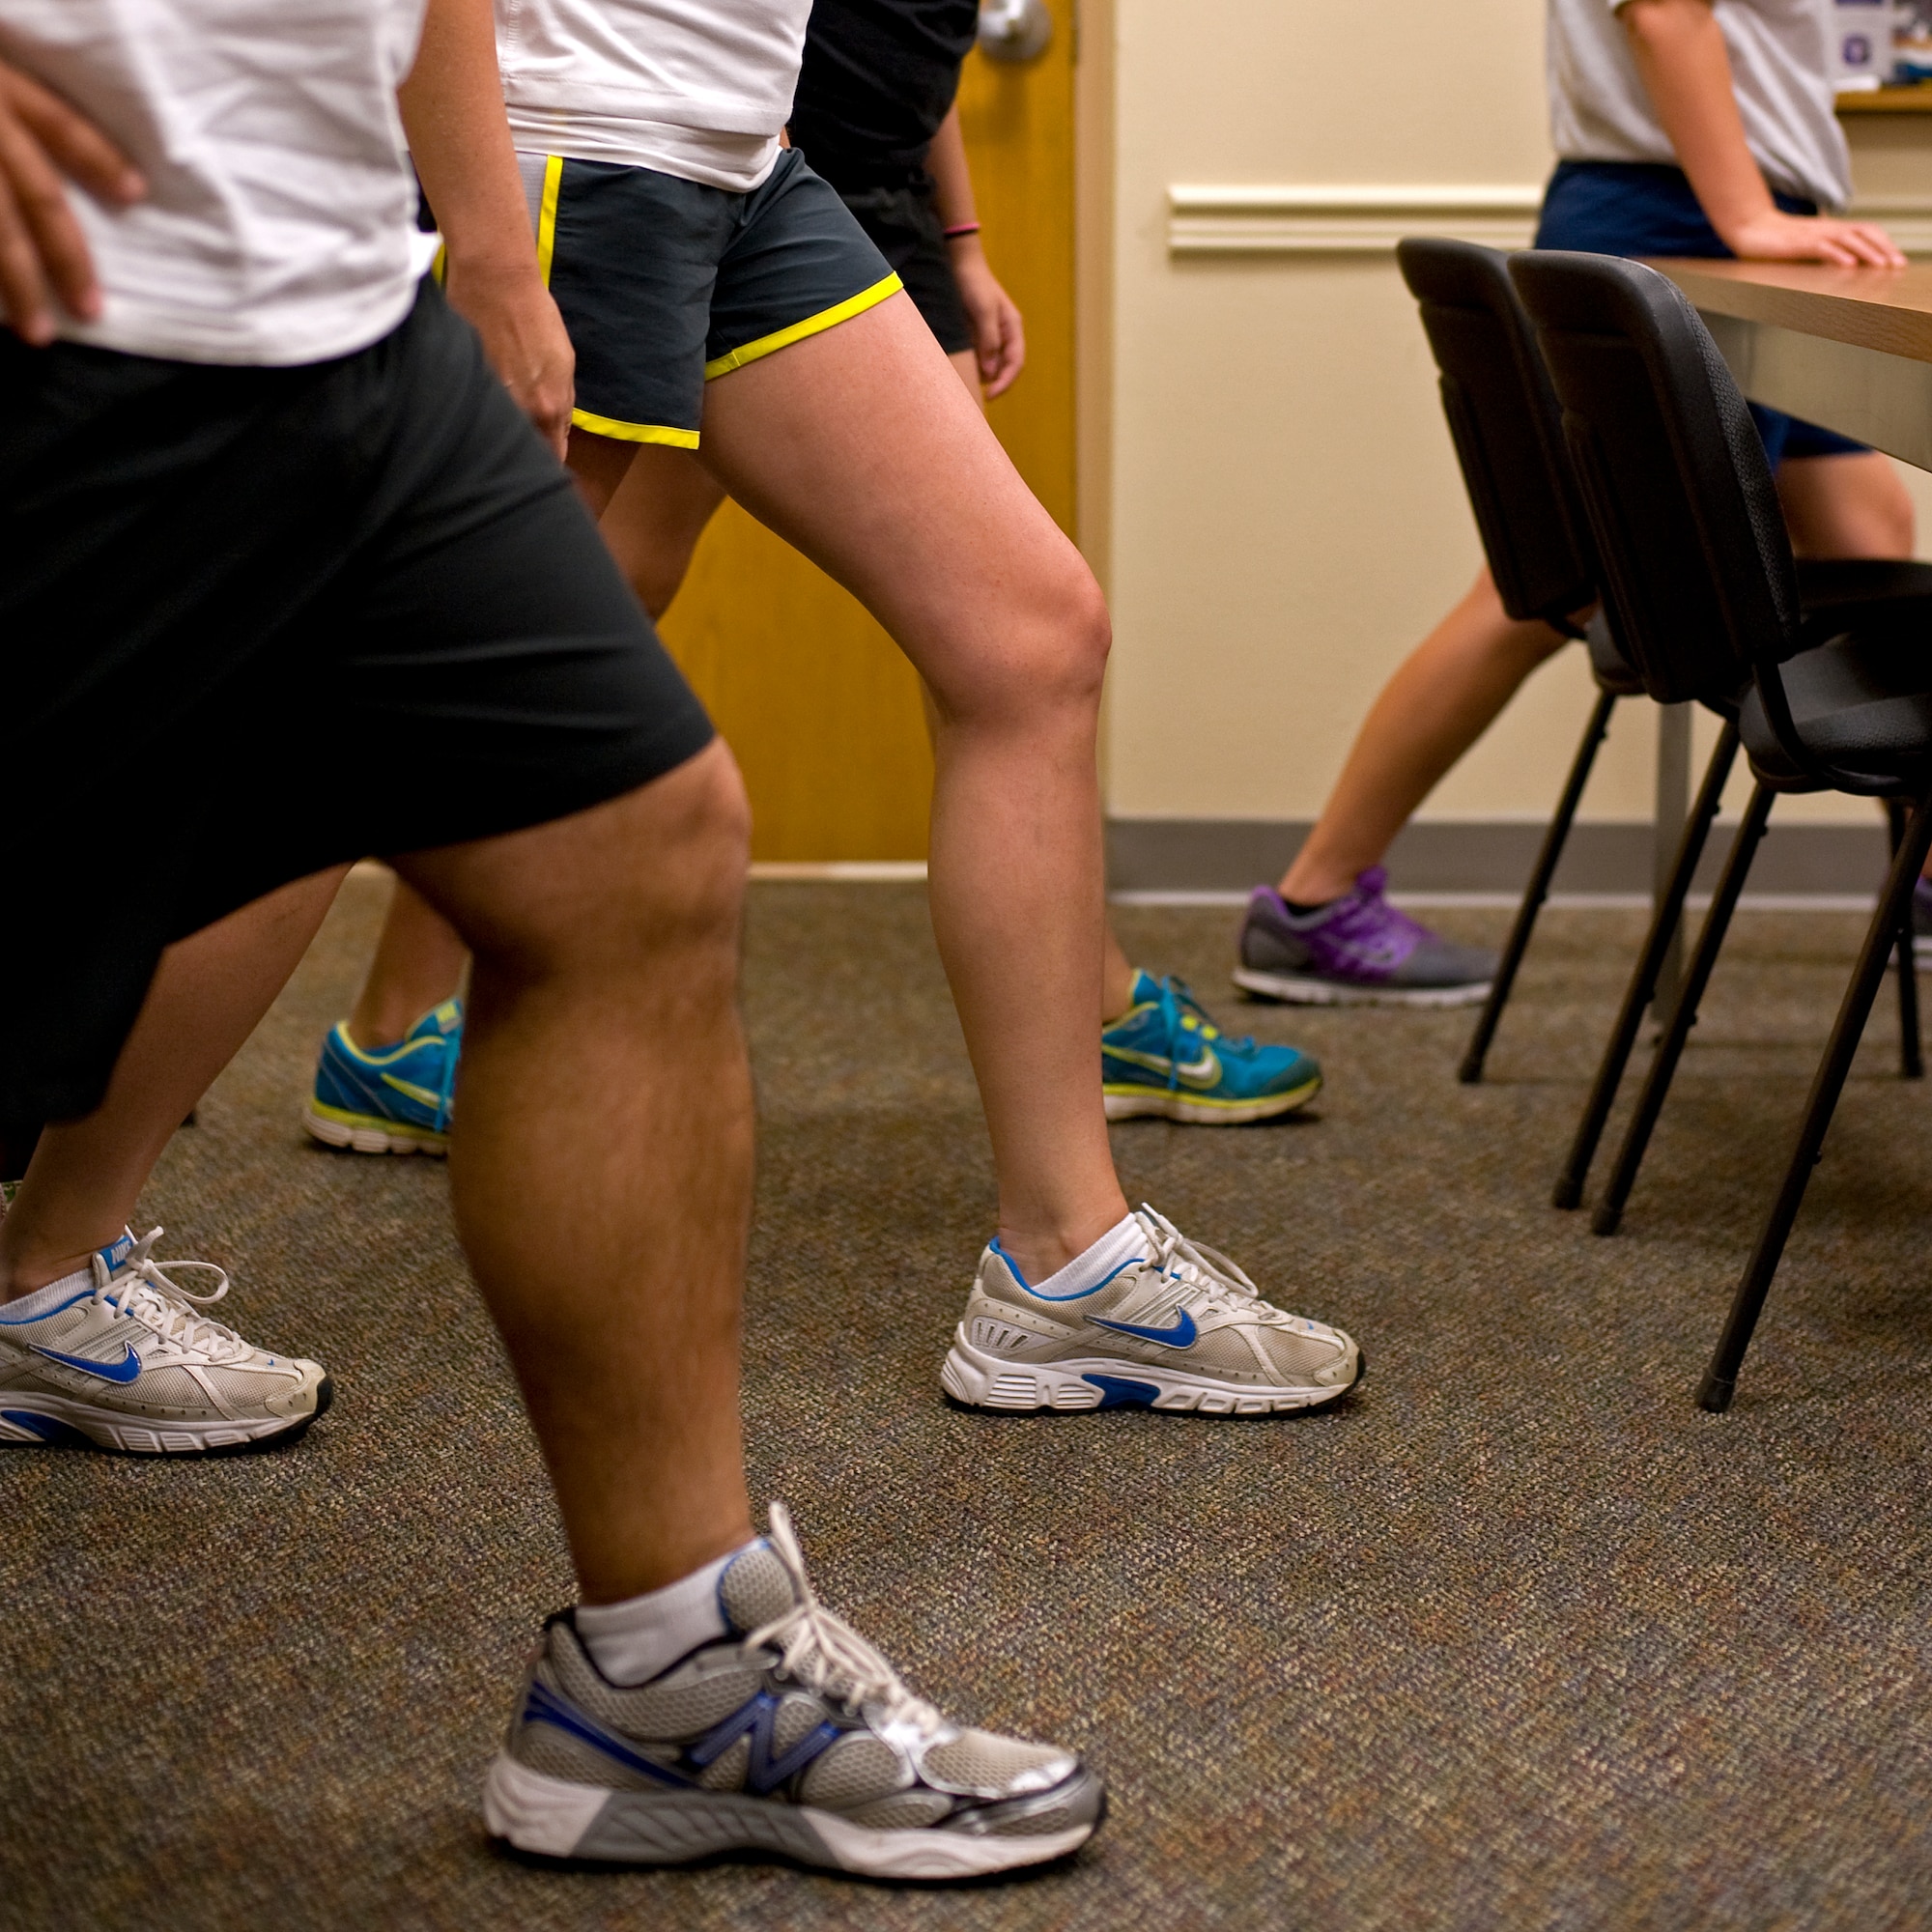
1648, 259, 1932, 364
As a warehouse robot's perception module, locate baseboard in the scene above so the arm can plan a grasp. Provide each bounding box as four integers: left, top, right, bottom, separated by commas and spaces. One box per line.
1105, 817, 1893, 898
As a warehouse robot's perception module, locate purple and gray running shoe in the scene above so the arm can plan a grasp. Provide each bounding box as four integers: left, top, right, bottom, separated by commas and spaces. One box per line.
1234, 868, 1496, 1009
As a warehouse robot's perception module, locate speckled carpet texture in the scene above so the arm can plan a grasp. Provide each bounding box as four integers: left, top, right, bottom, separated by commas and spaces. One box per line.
6, 875, 1932, 1930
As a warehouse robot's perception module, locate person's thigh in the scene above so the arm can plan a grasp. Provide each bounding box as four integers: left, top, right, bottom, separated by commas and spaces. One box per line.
598, 441, 728, 618
695, 293, 1103, 714
1776, 449, 1916, 558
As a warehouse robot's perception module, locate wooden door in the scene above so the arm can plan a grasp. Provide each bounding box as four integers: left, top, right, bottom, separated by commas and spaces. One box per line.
654, 14, 1078, 863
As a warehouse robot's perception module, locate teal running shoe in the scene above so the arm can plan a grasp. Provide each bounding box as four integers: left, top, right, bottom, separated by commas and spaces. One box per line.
303, 999, 462, 1155
1101, 971, 1321, 1124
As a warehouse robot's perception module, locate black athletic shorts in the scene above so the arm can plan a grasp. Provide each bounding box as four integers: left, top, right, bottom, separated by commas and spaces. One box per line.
835, 183, 974, 356
0, 280, 713, 1121
520, 146, 900, 448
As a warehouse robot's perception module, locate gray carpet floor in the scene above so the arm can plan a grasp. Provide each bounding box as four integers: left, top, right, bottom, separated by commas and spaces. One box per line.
7, 875, 1932, 1930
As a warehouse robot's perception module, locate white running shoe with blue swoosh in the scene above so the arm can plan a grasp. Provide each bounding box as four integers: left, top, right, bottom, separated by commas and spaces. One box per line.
0, 1228, 330, 1454
941, 1206, 1360, 1415
484, 1504, 1104, 1879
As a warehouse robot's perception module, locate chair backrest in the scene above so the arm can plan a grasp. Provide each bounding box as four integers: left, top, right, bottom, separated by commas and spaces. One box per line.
1396, 238, 1597, 632
1507, 250, 1804, 707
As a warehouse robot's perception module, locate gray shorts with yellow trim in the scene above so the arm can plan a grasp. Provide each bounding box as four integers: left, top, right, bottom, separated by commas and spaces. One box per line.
515, 146, 900, 448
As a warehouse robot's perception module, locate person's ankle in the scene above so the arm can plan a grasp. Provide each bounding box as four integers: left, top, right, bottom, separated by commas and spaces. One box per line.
1101, 964, 1143, 1026
996, 1200, 1134, 1287
1275, 866, 1353, 909
1, 1246, 97, 1304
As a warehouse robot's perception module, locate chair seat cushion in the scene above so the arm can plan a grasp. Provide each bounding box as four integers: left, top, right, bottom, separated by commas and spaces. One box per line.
1742, 630, 1932, 791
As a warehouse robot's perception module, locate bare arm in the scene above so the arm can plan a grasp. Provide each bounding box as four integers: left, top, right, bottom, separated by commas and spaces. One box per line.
398, 0, 575, 453
0, 59, 145, 345
1621, 0, 1902, 266
926, 100, 1025, 397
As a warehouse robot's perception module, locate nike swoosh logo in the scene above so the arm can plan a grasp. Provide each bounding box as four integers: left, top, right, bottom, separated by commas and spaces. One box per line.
32, 1343, 141, 1385
1103, 1045, 1221, 1089
1093, 1310, 1198, 1348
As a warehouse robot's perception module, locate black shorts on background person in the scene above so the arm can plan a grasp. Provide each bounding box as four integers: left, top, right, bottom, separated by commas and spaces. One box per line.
788, 0, 980, 355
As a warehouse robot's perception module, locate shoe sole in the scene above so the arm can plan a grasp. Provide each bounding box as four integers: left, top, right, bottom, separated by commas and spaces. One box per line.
303, 1103, 448, 1157
483, 1752, 1101, 1879
0, 1375, 332, 1455
1232, 966, 1492, 1010
940, 1330, 1358, 1415
1102, 1071, 1321, 1124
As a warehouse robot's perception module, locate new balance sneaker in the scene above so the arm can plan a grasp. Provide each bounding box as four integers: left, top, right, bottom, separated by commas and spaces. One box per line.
304, 998, 462, 1155
0, 1228, 330, 1454
1235, 871, 1496, 1008
1102, 970, 1321, 1124
485, 1504, 1104, 1879
941, 1206, 1360, 1415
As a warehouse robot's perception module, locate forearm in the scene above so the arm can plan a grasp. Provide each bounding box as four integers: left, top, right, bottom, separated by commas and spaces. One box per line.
397, 0, 532, 274
926, 102, 978, 231
1621, 0, 1776, 242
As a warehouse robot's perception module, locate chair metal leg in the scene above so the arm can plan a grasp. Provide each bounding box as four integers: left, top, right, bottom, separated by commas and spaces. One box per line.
1696, 784, 1932, 1413
1592, 781, 1775, 1236
1553, 716, 1742, 1209
1461, 690, 1618, 1084
1886, 798, 1922, 1081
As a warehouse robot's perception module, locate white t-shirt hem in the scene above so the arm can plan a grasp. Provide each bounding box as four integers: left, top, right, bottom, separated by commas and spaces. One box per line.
57, 272, 426, 369
505, 108, 779, 191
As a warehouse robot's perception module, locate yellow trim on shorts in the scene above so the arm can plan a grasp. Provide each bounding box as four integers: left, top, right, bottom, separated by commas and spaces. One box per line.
569, 409, 702, 448
535, 155, 564, 286
702, 272, 903, 381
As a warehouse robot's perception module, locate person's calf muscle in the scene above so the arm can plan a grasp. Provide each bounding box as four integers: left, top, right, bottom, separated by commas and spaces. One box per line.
386, 746, 755, 1598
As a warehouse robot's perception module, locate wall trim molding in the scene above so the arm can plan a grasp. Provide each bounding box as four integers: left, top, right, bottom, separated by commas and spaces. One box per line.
1166, 184, 1932, 256
1107, 816, 1892, 898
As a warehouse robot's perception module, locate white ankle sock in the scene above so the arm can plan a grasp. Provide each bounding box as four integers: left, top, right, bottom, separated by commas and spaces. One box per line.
1013, 1211, 1148, 1300
575, 1540, 757, 1685
3, 1261, 95, 1318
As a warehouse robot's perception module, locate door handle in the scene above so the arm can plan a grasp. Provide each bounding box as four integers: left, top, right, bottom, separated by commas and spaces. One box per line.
978, 0, 1053, 63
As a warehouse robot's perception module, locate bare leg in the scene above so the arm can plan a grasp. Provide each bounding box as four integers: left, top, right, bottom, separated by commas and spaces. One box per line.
599, 442, 729, 621
347, 874, 470, 1047
1279, 567, 1570, 906
0, 868, 348, 1297
952, 348, 1136, 1026
582, 295, 1122, 1282
397, 739, 754, 1602
1776, 449, 1914, 559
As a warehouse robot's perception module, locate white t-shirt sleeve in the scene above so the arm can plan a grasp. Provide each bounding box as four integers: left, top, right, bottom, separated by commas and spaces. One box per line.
1547, 0, 1853, 211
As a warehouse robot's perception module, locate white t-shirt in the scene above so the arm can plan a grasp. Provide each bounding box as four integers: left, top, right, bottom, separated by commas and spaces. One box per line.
496, 0, 812, 191
0, 0, 435, 366
1548, 0, 1853, 211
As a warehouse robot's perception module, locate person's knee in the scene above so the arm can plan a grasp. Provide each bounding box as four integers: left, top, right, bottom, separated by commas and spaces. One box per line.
605, 740, 751, 952
933, 552, 1111, 729
412, 740, 750, 982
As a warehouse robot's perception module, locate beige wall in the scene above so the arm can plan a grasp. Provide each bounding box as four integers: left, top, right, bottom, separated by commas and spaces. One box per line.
1097, 0, 1932, 834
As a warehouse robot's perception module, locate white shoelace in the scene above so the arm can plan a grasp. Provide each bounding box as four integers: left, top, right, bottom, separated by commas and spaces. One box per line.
742, 1503, 941, 1737
91, 1228, 251, 1362
1123, 1204, 1279, 1321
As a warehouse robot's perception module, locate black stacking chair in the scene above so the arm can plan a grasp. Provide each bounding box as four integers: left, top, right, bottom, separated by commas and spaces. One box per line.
1515, 249, 1932, 1411
1396, 239, 1645, 1083
1535, 388, 1932, 1221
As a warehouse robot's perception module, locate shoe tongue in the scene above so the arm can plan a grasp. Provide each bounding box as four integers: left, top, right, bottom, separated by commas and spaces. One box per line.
717, 1539, 803, 1635
1128, 968, 1162, 1007
1354, 867, 1388, 898
97, 1229, 136, 1273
